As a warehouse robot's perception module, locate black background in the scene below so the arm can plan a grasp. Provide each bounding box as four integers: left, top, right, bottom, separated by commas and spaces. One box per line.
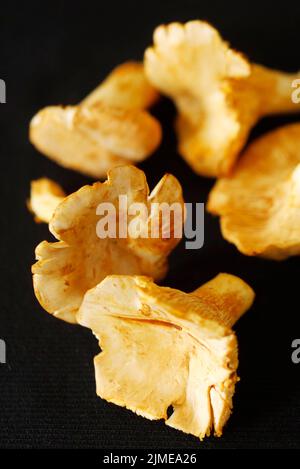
1, 0, 300, 450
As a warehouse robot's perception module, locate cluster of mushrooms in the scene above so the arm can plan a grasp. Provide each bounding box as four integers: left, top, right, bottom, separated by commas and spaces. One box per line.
29, 21, 300, 440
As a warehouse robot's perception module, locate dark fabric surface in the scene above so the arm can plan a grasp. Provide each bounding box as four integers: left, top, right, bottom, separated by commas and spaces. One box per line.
0, 0, 300, 449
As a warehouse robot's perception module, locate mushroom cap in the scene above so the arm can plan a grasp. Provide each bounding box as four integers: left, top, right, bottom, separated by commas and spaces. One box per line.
32, 165, 184, 323
28, 178, 66, 224
30, 103, 161, 178
78, 273, 254, 439
208, 123, 300, 259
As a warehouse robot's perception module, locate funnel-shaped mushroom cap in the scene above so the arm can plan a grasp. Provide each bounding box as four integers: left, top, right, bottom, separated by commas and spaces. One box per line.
144, 21, 300, 177
32, 166, 184, 323
208, 123, 300, 259
78, 273, 254, 439
30, 62, 161, 178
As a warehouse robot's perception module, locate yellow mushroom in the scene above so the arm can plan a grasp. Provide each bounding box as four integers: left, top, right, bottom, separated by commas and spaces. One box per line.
32, 165, 184, 323
30, 63, 161, 178
208, 123, 300, 259
28, 178, 66, 224
78, 273, 254, 440
144, 20, 300, 177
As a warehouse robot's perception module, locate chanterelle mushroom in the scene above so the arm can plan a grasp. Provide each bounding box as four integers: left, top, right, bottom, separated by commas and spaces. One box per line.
32, 165, 184, 323
144, 20, 300, 177
30, 62, 161, 178
208, 123, 300, 259
77, 273, 254, 439
28, 178, 66, 224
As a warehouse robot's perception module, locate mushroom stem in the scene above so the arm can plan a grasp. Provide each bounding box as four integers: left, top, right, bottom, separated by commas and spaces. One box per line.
191, 273, 255, 328
252, 64, 300, 115
81, 62, 159, 109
